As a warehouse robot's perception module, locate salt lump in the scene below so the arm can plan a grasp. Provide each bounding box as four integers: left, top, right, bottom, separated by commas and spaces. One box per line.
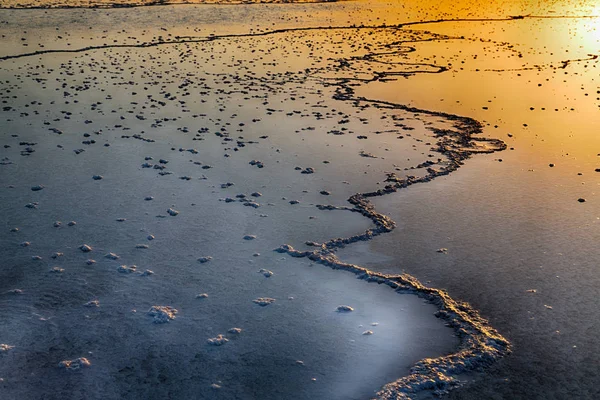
336, 305, 354, 312
253, 297, 275, 306
207, 334, 229, 346
58, 358, 91, 370
0, 344, 14, 353
147, 306, 178, 323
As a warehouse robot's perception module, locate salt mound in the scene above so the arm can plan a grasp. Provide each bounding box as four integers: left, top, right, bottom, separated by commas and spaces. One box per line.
147, 306, 178, 323
258, 269, 273, 278
207, 334, 229, 346
58, 357, 91, 370
253, 297, 275, 306
117, 265, 137, 273
336, 305, 354, 312
0, 344, 14, 353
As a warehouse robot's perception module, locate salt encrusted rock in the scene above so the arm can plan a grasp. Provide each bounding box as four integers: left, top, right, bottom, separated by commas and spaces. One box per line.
86, 259, 96, 265
58, 357, 91, 370
228, 328, 242, 334
243, 235, 256, 241
198, 256, 212, 264
84, 300, 99, 307
336, 305, 354, 312
117, 265, 137, 273
207, 334, 229, 346
31, 185, 44, 191
80, 244, 92, 252
92, 175, 103, 180
259, 269, 273, 278
167, 208, 179, 216
253, 298, 275, 306
196, 293, 209, 299
105, 252, 120, 260
147, 306, 178, 323
362, 330, 374, 335
0, 344, 14, 353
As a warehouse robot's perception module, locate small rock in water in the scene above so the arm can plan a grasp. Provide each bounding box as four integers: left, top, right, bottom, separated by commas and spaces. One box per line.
53, 221, 62, 227
362, 330, 374, 335
145, 196, 154, 201
10, 227, 19, 232
67, 221, 77, 226
86, 259, 96, 265
207, 334, 229, 346
0, 344, 15, 352
198, 256, 212, 264
167, 208, 179, 216
259, 269, 273, 278
8, 289, 23, 295
196, 293, 209, 299
243, 235, 256, 240
147, 235, 155, 240
31, 185, 44, 191
20, 241, 31, 247
336, 305, 354, 312
31, 256, 42, 261
51, 252, 64, 259
116, 218, 126, 222
105, 252, 120, 260
147, 306, 178, 323
437, 248, 448, 254
117, 265, 137, 273
58, 358, 91, 370
79, 244, 92, 252
228, 327, 242, 334
135, 244, 149, 249
84, 300, 99, 308
92, 175, 103, 180
49, 267, 64, 273
253, 297, 275, 306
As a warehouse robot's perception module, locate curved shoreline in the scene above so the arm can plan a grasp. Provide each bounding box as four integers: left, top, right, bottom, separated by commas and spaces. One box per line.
275, 65, 510, 398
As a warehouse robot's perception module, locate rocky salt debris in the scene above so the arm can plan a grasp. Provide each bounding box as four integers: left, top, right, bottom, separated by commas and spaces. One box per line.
437, 248, 448, 254
117, 265, 137, 273
198, 256, 212, 264
58, 358, 91, 370
0, 344, 15, 353
259, 269, 273, 278
253, 297, 275, 306
207, 334, 229, 346
336, 305, 354, 312
167, 208, 179, 216
147, 306, 178, 324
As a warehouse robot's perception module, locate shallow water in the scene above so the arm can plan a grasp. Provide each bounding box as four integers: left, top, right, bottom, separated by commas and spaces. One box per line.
1, 0, 599, 399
